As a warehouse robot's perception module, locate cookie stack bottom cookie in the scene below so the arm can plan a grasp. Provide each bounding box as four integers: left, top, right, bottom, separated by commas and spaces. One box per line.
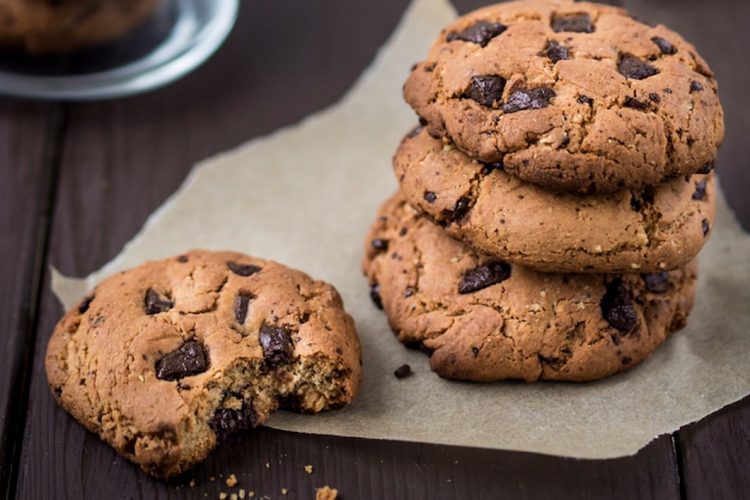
363, 194, 697, 382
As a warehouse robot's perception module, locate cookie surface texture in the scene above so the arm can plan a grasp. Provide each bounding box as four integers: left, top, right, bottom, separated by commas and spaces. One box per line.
46, 250, 361, 478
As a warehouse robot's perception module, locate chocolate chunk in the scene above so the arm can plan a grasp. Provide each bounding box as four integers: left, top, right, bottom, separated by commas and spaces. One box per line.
155, 340, 209, 381
394, 364, 413, 379
642, 272, 670, 293
651, 36, 677, 55
692, 179, 708, 200
371, 238, 389, 252
176, 255, 189, 263
702, 219, 710, 236
551, 12, 594, 33
577, 95, 594, 105
145, 288, 174, 315
624, 96, 650, 110
481, 161, 504, 175
78, 294, 94, 314
618, 55, 659, 80
235, 292, 253, 324
447, 20, 507, 47
227, 261, 262, 277
209, 399, 258, 441
600, 279, 638, 332
459, 261, 511, 294
690, 80, 704, 92
697, 163, 715, 174
424, 191, 437, 203
259, 324, 294, 366
370, 283, 383, 309
502, 87, 555, 113
544, 40, 570, 63
467, 75, 506, 107
649, 93, 661, 102
452, 196, 472, 222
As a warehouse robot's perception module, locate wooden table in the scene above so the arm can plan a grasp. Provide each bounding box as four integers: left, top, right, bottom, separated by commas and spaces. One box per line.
1, 1, 748, 498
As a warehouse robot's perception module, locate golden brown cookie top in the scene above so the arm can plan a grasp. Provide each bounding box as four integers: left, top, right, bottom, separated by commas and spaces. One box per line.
404, 0, 724, 193
46, 250, 361, 478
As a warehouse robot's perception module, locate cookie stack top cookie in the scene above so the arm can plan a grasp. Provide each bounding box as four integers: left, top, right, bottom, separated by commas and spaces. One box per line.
404, 0, 724, 193
396, 0, 723, 274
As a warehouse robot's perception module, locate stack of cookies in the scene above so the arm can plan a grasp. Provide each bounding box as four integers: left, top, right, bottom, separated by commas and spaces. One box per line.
364, 0, 723, 382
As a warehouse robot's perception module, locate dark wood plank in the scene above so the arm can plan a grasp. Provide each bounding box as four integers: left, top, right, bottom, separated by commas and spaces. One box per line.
677, 398, 750, 500
0, 100, 62, 498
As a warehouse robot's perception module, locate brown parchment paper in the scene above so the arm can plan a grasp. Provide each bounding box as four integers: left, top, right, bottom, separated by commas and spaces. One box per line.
52, 0, 750, 459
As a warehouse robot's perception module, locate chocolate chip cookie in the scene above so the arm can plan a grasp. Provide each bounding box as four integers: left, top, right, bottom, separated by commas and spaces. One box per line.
0, 0, 159, 54
363, 194, 697, 382
46, 250, 362, 478
395, 127, 716, 273
403, 0, 724, 193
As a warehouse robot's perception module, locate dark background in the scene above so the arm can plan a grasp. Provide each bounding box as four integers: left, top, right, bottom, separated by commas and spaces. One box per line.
0, 0, 748, 499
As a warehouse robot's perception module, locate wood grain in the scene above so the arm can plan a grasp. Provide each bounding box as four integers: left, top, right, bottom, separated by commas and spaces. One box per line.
0, 101, 62, 498
2, 0, 748, 498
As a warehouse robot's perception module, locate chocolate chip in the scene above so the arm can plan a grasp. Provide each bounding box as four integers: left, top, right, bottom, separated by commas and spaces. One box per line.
209, 399, 258, 441
471, 347, 480, 357
551, 12, 594, 33
702, 219, 710, 236
447, 20, 507, 47
663, 88, 673, 94
394, 364, 412, 379
692, 179, 708, 200
624, 96, 650, 110
235, 292, 253, 324
697, 163, 715, 174
502, 87, 555, 113
459, 261, 511, 294
370, 283, 383, 309
577, 95, 594, 105
690, 80, 704, 92
560, 134, 570, 148
145, 288, 173, 315
259, 324, 294, 366
371, 238, 389, 252
155, 339, 209, 381
399, 227, 408, 236
621, 356, 633, 365
544, 40, 570, 63
404, 288, 415, 298
467, 75, 506, 107
642, 272, 670, 293
227, 261, 262, 277
177, 255, 189, 263
618, 54, 659, 80
481, 161, 504, 175
424, 191, 437, 203
452, 196, 472, 222
651, 36, 677, 55
600, 279, 638, 332
78, 294, 94, 314
648, 93, 661, 102
405, 341, 434, 357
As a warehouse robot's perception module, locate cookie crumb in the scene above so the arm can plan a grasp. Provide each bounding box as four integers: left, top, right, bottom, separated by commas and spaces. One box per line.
219, 493, 228, 500
230, 494, 238, 500
238, 489, 245, 499
316, 486, 339, 500
265, 462, 270, 469
304, 464, 314, 474
137, 374, 145, 382
281, 488, 289, 495
189, 479, 196, 487
226, 474, 238, 487
248, 492, 255, 498
394, 364, 412, 379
